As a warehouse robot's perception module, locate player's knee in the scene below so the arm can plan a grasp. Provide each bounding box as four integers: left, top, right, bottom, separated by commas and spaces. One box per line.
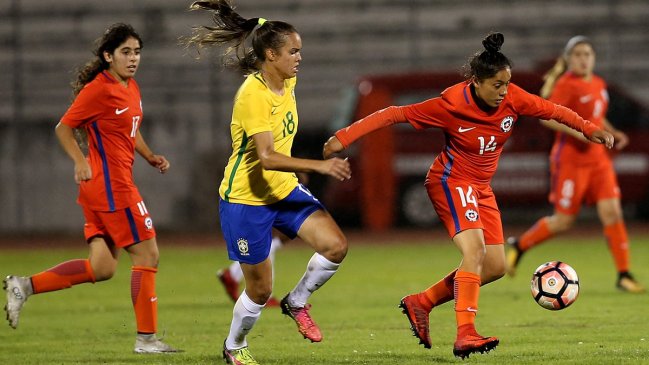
466, 244, 487, 263
247, 284, 272, 304
323, 233, 348, 263
553, 216, 575, 232
599, 209, 623, 226
133, 246, 160, 268
92, 262, 117, 281
486, 263, 506, 282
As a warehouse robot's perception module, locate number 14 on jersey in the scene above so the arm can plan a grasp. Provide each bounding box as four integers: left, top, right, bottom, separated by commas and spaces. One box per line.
478, 136, 496, 155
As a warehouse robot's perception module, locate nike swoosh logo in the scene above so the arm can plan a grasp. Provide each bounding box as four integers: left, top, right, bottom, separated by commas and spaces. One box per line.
458, 127, 476, 133
579, 95, 592, 103
271, 107, 279, 115
115, 107, 129, 115
467, 307, 478, 312
150, 296, 158, 302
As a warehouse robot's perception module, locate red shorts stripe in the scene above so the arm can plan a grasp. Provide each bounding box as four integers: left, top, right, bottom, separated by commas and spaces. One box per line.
426, 179, 504, 245
82, 200, 156, 248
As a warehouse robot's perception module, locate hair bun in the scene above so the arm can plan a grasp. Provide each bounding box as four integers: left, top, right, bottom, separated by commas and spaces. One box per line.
482, 32, 504, 53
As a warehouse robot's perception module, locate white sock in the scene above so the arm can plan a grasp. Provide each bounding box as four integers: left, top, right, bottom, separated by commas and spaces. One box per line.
225, 291, 265, 350
228, 261, 244, 282
288, 253, 339, 307
269, 236, 283, 285
269, 236, 283, 263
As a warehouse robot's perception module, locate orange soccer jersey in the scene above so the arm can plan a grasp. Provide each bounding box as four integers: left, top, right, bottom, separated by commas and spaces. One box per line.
547, 72, 619, 214
336, 81, 600, 240
60, 71, 144, 212
548, 72, 609, 166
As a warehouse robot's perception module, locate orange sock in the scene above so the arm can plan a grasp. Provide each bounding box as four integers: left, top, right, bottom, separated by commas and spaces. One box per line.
131, 266, 158, 334
31, 259, 95, 294
604, 221, 630, 273
518, 217, 553, 251
454, 271, 481, 338
419, 269, 457, 311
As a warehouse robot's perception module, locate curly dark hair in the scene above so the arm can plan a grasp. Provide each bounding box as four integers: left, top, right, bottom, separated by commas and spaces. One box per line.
71, 23, 143, 96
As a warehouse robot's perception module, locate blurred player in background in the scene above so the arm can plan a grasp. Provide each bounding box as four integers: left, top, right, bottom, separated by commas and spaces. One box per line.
506, 36, 645, 293
324, 33, 613, 358
217, 173, 308, 307
187, 1, 351, 364
3, 23, 178, 353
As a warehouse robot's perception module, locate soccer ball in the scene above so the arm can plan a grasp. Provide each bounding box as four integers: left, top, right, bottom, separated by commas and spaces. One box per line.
530, 261, 579, 310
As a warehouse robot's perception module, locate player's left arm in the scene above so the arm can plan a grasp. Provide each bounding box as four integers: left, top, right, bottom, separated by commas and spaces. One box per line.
135, 130, 170, 173
253, 131, 351, 181
513, 84, 613, 148
603, 118, 629, 150
539, 118, 590, 143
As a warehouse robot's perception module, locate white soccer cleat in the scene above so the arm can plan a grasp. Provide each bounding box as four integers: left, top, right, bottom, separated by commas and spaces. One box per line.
134, 334, 181, 353
4, 275, 33, 329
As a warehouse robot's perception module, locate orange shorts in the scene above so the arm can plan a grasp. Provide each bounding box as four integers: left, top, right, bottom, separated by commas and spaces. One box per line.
82, 200, 156, 248
549, 157, 620, 215
426, 178, 503, 245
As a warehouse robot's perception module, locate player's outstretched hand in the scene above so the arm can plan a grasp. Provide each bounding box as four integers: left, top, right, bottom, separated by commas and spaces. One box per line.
318, 157, 351, 181
611, 130, 629, 151
589, 130, 614, 149
148, 154, 171, 173
323, 136, 344, 159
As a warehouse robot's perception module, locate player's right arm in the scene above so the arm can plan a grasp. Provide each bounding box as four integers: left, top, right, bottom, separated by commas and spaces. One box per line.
323, 106, 409, 158
55, 122, 91, 184
252, 131, 351, 181
56, 81, 104, 184
324, 97, 447, 158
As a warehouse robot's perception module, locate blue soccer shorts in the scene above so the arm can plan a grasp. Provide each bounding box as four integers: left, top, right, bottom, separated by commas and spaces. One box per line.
219, 184, 325, 264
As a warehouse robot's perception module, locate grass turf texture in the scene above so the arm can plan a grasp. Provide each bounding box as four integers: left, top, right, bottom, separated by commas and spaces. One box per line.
1, 235, 648, 364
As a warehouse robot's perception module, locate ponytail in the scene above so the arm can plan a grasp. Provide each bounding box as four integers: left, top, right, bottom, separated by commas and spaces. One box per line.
187, 0, 297, 75
539, 57, 566, 99
540, 36, 592, 99
463, 32, 512, 81
72, 59, 103, 97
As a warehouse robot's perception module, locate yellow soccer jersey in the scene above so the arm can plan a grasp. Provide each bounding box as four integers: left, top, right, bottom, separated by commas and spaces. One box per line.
219, 72, 299, 205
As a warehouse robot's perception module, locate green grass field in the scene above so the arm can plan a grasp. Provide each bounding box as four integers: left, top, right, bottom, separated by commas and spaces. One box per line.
1, 234, 648, 364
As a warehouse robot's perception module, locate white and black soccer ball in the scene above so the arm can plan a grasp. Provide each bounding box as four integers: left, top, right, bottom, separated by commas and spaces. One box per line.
530, 261, 580, 310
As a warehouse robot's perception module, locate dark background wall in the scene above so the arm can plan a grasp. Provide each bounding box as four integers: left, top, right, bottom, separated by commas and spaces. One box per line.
1, 0, 648, 232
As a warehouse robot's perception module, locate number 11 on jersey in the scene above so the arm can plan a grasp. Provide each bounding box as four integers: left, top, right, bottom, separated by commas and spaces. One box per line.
130, 116, 140, 138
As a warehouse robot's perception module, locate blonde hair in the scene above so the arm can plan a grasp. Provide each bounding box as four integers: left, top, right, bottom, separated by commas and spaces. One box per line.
540, 36, 593, 99
539, 57, 567, 99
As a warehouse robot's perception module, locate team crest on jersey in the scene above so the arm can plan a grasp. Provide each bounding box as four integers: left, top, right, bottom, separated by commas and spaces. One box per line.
237, 238, 250, 256
465, 209, 479, 222
500, 116, 514, 132
144, 217, 153, 230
